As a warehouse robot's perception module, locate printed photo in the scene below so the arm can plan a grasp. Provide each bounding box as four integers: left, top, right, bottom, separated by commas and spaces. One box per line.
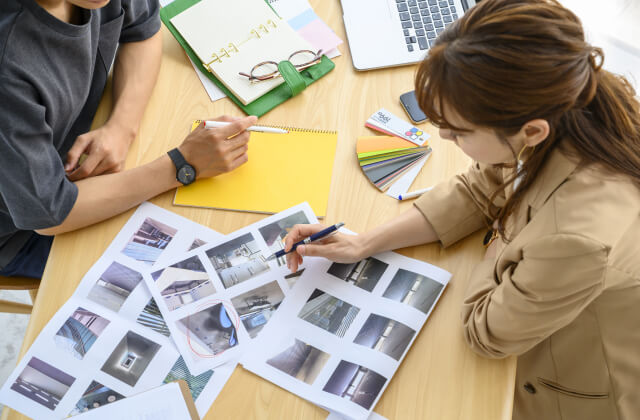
327, 257, 388, 292
188, 238, 207, 251
266, 338, 330, 385
383, 269, 444, 314
205, 233, 269, 288
54, 307, 110, 360
69, 381, 125, 415
179, 303, 238, 356
298, 289, 360, 337
163, 356, 213, 401
151, 255, 216, 311
122, 218, 177, 264
87, 262, 143, 312
137, 298, 170, 337
323, 361, 387, 410
284, 268, 305, 289
258, 211, 310, 266
10, 357, 75, 411
100, 331, 161, 387
353, 314, 416, 360
231, 281, 285, 338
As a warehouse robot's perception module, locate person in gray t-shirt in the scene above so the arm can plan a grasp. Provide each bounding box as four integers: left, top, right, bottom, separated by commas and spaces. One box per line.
0, 0, 255, 278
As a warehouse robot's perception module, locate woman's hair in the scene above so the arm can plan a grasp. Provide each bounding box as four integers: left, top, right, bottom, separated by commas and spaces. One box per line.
415, 0, 640, 239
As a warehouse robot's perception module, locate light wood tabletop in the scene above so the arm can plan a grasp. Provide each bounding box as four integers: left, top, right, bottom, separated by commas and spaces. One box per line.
2, 1, 516, 419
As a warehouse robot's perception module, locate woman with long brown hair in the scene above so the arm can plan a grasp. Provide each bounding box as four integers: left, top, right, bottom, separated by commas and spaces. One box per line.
285, 0, 640, 418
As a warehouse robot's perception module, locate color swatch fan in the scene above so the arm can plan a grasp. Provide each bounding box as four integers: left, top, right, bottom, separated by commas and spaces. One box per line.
357, 136, 431, 191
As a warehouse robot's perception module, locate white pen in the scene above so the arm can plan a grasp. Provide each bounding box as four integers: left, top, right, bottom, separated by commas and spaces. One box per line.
398, 186, 433, 201
204, 120, 288, 134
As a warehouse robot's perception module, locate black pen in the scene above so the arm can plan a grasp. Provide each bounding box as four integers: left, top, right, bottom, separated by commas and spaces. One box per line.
266, 222, 345, 261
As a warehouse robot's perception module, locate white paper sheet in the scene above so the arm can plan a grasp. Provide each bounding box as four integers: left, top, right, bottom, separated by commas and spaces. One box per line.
72, 382, 193, 420
140, 203, 319, 374
241, 232, 451, 420
0, 203, 234, 419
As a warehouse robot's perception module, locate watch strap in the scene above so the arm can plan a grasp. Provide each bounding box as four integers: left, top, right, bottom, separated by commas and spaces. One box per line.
167, 148, 188, 169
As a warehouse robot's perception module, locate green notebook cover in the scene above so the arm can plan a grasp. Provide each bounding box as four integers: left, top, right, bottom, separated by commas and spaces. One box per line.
160, 0, 335, 117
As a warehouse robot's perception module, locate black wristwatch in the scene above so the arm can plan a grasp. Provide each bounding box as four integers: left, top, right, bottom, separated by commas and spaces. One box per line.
167, 148, 196, 186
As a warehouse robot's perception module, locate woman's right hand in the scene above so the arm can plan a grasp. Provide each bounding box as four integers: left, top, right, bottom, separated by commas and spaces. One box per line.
177, 115, 257, 179
284, 224, 368, 272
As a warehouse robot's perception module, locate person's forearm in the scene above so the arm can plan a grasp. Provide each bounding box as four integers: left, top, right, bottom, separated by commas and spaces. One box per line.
36, 155, 179, 235
358, 206, 439, 256
107, 31, 162, 137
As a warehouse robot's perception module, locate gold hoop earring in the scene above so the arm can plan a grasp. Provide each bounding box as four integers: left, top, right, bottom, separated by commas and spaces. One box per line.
517, 145, 528, 162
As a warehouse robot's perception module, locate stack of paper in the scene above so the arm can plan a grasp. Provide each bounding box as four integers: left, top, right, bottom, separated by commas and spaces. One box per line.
0, 203, 450, 420
357, 136, 432, 191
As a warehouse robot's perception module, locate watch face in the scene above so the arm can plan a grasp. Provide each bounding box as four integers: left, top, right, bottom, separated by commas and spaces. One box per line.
177, 165, 196, 185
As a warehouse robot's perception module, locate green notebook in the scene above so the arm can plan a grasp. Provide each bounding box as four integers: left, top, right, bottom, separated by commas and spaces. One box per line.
160, 0, 335, 117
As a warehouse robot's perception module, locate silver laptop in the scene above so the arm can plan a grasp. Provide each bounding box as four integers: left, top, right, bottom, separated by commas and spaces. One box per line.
340, 0, 480, 70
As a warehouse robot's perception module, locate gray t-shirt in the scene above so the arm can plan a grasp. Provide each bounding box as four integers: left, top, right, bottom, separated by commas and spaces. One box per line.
0, 0, 160, 268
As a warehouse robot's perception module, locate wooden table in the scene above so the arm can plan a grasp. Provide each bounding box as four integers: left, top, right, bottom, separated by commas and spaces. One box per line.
2, 1, 516, 418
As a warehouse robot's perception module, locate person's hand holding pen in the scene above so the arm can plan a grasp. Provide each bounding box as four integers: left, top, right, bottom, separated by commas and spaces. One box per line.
177, 115, 257, 179
284, 223, 367, 272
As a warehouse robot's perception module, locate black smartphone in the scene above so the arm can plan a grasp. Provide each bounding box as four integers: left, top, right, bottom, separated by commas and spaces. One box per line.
399, 90, 427, 123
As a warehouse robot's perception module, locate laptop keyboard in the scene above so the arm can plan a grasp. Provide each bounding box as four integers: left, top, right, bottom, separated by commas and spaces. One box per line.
396, 0, 458, 52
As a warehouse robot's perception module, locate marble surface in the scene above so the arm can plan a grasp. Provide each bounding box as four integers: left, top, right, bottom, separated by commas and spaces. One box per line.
0, 291, 31, 411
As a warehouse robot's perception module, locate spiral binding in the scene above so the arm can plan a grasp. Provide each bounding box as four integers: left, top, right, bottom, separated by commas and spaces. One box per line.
195, 120, 335, 135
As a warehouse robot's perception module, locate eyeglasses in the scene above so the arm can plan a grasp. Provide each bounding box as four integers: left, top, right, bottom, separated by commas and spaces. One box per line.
239, 49, 323, 83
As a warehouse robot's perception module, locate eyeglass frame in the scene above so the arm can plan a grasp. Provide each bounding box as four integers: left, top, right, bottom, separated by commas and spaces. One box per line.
239, 49, 324, 83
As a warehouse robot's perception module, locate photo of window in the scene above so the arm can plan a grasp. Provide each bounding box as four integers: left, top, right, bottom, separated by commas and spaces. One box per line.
231, 281, 285, 338
323, 361, 387, 410
100, 331, 161, 387
353, 314, 416, 360
266, 338, 330, 385
327, 257, 388, 292
122, 218, 177, 264
163, 356, 213, 401
205, 233, 269, 288
258, 211, 310, 266
136, 298, 170, 337
54, 308, 110, 360
297, 289, 360, 337
68, 381, 124, 415
86, 262, 143, 312
151, 255, 216, 311
383, 269, 444, 314
178, 303, 238, 356
10, 357, 75, 411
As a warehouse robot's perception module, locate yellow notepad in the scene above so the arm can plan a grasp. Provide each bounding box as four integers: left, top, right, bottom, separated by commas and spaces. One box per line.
173, 121, 338, 216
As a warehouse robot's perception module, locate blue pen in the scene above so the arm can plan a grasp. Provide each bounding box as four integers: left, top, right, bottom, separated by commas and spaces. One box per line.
266, 222, 345, 261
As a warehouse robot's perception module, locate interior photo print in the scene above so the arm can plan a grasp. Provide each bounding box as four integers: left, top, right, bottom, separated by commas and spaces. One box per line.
205, 233, 269, 288
100, 331, 161, 387
266, 338, 330, 385
54, 307, 110, 360
122, 217, 178, 265
10, 357, 75, 411
258, 210, 310, 267
136, 298, 171, 337
383, 269, 444, 314
163, 356, 214, 401
86, 262, 143, 312
322, 361, 387, 410
151, 255, 217, 311
231, 280, 285, 338
297, 289, 360, 338
68, 380, 125, 415
178, 302, 239, 356
326, 257, 389, 292
353, 314, 416, 361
